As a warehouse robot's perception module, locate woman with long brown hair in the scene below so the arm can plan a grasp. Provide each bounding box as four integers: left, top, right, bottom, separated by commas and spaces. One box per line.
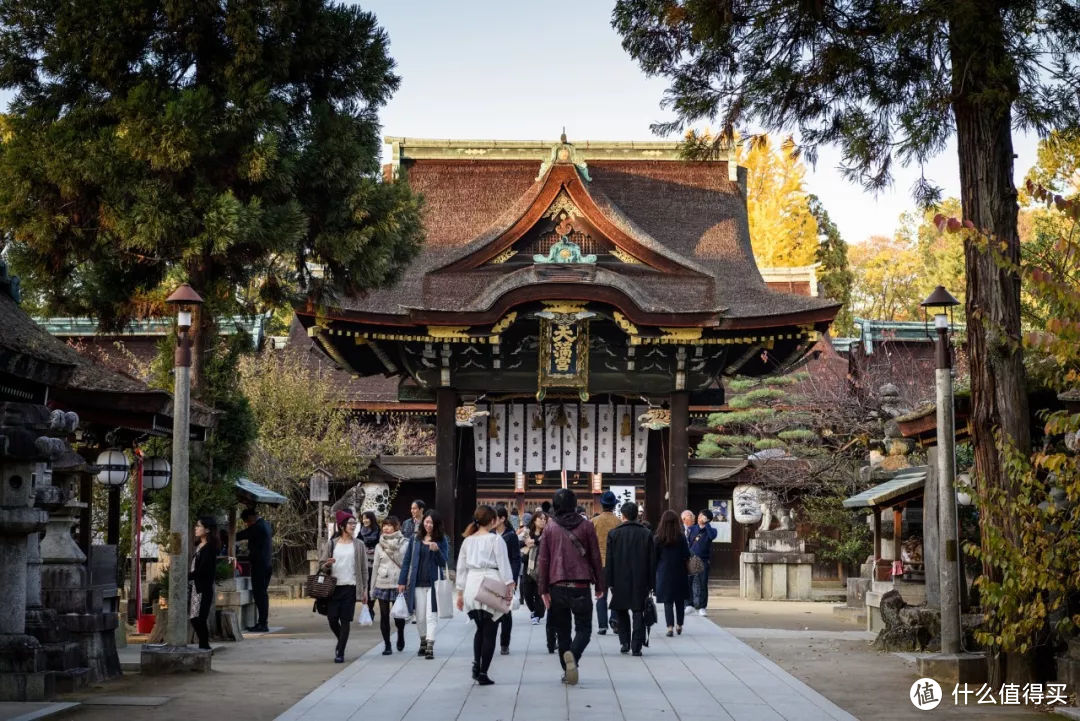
653, 509, 691, 637
455, 505, 514, 685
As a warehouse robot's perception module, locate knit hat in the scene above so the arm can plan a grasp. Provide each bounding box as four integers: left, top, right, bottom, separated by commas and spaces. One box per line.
599, 490, 618, 509
335, 510, 354, 526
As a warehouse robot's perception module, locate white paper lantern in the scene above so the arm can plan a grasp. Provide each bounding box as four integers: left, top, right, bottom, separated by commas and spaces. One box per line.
143, 457, 172, 491
732, 484, 763, 525
360, 482, 391, 521
95, 449, 130, 486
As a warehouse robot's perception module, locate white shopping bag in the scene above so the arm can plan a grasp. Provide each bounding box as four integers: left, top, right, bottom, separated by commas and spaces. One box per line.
357, 604, 373, 626
390, 594, 410, 620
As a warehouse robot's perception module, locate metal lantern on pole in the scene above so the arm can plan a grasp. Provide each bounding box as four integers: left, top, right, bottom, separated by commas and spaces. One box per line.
142, 457, 172, 492
920, 285, 962, 656
164, 282, 203, 649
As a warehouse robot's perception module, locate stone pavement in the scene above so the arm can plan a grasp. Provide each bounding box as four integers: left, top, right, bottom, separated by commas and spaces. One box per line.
276, 607, 857, 721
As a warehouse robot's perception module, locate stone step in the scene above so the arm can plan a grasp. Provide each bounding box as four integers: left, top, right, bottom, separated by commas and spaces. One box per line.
52, 667, 91, 693
267, 584, 304, 599
832, 604, 868, 625
811, 588, 846, 602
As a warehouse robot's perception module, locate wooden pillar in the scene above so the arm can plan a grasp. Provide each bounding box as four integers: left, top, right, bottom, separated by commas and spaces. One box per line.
106, 485, 121, 546
893, 504, 904, 571
435, 387, 458, 550
872, 509, 882, 562
78, 472, 93, 554
667, 391, 689, 512
455, 425, 477, 545
645, 429, 665, 525
227, 506, 237, 559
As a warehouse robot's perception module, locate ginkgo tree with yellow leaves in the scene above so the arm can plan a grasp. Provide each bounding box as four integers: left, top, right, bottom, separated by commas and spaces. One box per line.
684, 130, 820, 268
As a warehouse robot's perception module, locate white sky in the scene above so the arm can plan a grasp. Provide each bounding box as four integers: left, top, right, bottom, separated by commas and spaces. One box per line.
356, 0, 1041, 245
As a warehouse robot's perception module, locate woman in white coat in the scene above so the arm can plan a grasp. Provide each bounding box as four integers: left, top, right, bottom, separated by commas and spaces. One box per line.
455, 505, 514, 686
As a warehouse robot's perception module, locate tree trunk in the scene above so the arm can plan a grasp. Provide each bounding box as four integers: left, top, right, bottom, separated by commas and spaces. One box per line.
948, 1, 1032, 686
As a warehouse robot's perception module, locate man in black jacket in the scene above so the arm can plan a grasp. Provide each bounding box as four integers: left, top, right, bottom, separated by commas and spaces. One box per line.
605, 502, 656, 656
495, 506, 522, 655
237, 507, 273, 632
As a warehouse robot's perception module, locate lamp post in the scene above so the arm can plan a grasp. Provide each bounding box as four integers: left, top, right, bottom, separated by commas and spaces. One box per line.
921, 285, 962, 655
164, 283, 203, 648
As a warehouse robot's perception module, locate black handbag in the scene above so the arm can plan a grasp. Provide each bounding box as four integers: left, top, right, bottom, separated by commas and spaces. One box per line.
643, 597, 657, 627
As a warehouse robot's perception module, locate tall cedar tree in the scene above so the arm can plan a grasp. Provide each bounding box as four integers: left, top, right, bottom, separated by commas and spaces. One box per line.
808, 195, 854, 336
0, 1, 423, 394
613, 1, 1080, 683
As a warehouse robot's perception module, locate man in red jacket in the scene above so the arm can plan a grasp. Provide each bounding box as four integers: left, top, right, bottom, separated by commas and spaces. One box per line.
537, 488, 604, 686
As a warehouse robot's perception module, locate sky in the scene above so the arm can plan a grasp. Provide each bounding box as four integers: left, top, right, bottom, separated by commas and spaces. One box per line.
354, 0, 1042, 246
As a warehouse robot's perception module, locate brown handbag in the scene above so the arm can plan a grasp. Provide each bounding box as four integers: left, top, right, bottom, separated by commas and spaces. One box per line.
305, 571, 337, 599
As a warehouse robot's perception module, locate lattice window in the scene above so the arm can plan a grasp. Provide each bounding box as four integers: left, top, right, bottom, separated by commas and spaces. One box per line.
521, 231, 608, 256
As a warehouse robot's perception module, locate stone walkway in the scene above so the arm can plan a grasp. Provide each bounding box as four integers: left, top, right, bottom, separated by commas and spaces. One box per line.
276, 607, 857, 721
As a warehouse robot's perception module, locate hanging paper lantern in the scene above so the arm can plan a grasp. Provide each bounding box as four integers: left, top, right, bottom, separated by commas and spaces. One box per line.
95, 449, 129, 486
143, 457, 172, 491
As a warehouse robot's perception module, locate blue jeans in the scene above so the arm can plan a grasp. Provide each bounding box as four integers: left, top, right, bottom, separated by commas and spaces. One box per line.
595, 587, 609, 630
691, 560, 710, 609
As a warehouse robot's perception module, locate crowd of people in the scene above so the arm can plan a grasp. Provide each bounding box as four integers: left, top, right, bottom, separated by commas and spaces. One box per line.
203, 489, 718, 686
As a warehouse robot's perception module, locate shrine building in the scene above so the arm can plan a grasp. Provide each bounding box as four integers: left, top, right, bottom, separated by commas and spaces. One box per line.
296, 135, 840, 537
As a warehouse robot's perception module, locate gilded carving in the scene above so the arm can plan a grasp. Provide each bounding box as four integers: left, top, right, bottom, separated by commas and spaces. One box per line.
543, 190, 581, 220
610, 247, 641, 264
488, 247, 517, 264
426, 325, 471, 339
612, 311, 639, 335
659, 327, 703, 341
490, 312, 518, 335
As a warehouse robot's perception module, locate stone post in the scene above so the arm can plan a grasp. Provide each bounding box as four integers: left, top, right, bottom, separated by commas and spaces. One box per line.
165, 357, 191, 648
934, 318, 961, 655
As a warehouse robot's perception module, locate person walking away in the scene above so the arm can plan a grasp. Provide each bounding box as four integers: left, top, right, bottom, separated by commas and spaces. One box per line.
237, 507, 273, 632
317, 511, 369, 662
605, 503, 655, 656
456, 505, 515, 686
494, 506, 521, 655
519, 512, 545, 623
688, 509, 718, 614
189, 516, 218, 650
591, 491, 620, 636
654, 510, 691, 636
370, 515, 407, 654
398, 509, 448, 658
536, 488, 604, 686
401, 499, 426, 539
359, 511, 380, 617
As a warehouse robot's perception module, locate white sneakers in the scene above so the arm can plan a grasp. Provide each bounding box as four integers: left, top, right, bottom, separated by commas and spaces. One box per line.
697, 608, 707, 617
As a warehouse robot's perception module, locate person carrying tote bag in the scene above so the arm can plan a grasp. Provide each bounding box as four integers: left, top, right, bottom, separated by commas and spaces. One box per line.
455, 505, 515, 686
316, 511, 369, 663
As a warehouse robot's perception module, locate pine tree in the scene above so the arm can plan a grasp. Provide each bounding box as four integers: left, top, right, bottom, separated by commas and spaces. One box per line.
808, 195, 854, 336
612, 0, 1080, 682
0, 0, 423, 394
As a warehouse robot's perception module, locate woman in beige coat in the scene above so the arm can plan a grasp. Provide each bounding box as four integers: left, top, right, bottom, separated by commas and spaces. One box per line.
317, 510, 368, 663
370, 515, 407, 654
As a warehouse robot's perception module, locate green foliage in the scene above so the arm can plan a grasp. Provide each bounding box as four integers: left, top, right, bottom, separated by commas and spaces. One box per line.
708, 407, 776, 427
726, 378, 759, 393
0, 0, 423, 336
215, 559, 234, 583
810, 195, 855, 336
743, 387, 787, 404
753, 438, 786, 451
802, 482, 873, 569
778, 429, 818, 443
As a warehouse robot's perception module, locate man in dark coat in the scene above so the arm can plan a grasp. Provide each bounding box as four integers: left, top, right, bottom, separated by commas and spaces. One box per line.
605, 502, 656, 656
237, 507, 273, 632
496, 505, 522, 654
